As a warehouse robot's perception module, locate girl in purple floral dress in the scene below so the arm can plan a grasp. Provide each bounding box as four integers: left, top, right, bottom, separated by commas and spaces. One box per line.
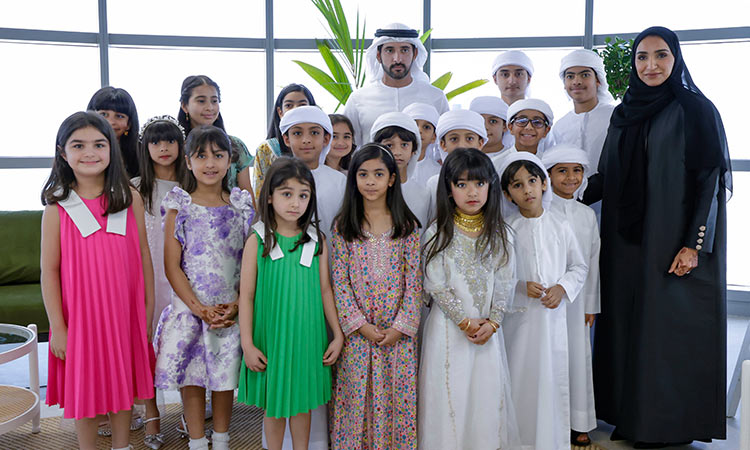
153, 126, 254, 450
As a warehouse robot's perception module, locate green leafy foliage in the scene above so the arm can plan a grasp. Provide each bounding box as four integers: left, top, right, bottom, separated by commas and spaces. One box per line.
595, 36, 634, 100
294, 0, 486, 110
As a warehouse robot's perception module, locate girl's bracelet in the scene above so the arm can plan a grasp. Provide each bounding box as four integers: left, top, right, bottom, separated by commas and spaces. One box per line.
487, 320, 500, 333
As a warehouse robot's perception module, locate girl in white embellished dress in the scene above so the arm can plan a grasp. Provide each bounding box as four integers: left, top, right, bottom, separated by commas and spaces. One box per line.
418, 148, 520, 450
154, 125, 255, 450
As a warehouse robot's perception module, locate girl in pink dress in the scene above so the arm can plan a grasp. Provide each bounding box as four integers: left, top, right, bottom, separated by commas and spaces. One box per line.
329, 144, 422, 450
41, 111, 155, 450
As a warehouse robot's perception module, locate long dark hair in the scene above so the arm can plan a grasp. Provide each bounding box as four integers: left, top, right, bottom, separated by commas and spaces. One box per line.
424, 147, 509, 266
257, 157, 322, 258
182, 126, 233, 194
137, 118, 188, 214
328, 114, 355, 170
334, 143, 419, 242
86, 86, 140, 178
41, 111, 132, 214
267, 84, 317, 156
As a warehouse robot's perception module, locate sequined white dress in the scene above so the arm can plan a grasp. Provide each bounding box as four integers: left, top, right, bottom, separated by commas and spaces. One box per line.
418, 225, 520, 450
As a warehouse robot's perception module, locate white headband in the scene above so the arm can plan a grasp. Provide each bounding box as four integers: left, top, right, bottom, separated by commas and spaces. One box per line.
370, 111, 422, 181
507, 98, 554, 126
559, 49, 615, 104
541, 144, 590, 200
366, 23, 429, 85
469, 96, 508, 122
491, 50, 535, 78
402, 102, 439, 127
279, 105, 333, 163
435, 109, 488, 143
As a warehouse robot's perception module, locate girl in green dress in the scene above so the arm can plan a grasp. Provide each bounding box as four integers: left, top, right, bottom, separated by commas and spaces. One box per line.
237, 157, 344, 450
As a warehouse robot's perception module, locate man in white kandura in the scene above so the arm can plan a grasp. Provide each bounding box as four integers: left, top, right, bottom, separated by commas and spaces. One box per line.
344, 22, 449, 147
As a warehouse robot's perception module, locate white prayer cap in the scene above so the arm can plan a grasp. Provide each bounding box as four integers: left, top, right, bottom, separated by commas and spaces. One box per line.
370, 111, 422, 181
507, 98, 554, 126
491, 50, 534, 78
366, 23, 429, 85
559, 49, 615, 104
541, 144, 590, 200
279, 105, 333, 163
496, 151, 553, 215
469, 96, 508, 122
402, 102, 439, 127
435, 109, 488, 143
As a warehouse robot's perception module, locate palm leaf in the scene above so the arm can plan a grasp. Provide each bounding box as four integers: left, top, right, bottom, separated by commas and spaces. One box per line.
431, 72, 452, 90
317, 40, 350, 89
292, 60, 347, 104
445, 79, 489, 100
420, 29, 432, 44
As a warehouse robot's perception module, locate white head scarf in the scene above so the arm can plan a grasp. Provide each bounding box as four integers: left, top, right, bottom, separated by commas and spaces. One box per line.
541, 144, 590, 200
469, 96, 508, 122
491, 50, 535, 78
507, 98, 554, 126
370, 111, 422, 182
279, 105, 333, 164
559, 49, 615, 104
366, 23, 429, 85
435, 109, 488, 143
497, 151, 553, 216
402, 102, 439, 127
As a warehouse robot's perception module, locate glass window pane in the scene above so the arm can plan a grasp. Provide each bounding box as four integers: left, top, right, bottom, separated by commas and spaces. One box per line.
432, 0, 584, 38
274, 50, 348, 115
108, 46, 266, 155
681, 42, 749, 160
430, 48, 577, 119
107, 0, 264, 38
0, 42, 100, 157
728, 172, 749, 287
594, 0, 750, 34
0, 169, 50, 211
274, 0, 422, 39
0, 0, 97, 32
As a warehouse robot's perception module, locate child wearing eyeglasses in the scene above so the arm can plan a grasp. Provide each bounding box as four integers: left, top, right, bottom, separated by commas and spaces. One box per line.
506, 99, 555, 158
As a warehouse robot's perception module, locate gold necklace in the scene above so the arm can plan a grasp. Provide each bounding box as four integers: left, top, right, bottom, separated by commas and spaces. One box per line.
453, 210, 484, 233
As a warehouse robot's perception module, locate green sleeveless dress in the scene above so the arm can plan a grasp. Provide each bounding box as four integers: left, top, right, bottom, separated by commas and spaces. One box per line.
237, 230, 331, 418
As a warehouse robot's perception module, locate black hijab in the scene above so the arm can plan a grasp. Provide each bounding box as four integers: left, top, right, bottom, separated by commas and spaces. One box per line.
611, 26, 732, 244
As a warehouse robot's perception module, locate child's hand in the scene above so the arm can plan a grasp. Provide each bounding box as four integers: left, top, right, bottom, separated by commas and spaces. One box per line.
468, 322, 495, 345
458, 318, 484, 337
323, 336, 344, 366
527, 281, 545, 298
50, 326, 68, 360
585, 314, 596, 327
208, 302, 239, 329
192, 304, 217, 324
377, 328, 404, 346
358, 324, 385, 343
541, 284, 565, 309
243, 345, 267, 372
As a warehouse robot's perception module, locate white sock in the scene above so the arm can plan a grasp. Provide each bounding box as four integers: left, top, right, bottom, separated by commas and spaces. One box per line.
211, 431, 230, 449
188, 436, 210, 450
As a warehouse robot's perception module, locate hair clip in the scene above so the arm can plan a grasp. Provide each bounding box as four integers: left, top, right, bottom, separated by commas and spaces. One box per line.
139, 115, 186, 142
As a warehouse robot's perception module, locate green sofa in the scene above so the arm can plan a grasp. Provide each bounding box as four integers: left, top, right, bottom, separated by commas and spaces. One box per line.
0, 210, 48, 333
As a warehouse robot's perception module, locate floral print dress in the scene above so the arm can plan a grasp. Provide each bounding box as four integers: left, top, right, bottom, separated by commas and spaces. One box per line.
153, 187, 254, 391
329, 227, 422, 450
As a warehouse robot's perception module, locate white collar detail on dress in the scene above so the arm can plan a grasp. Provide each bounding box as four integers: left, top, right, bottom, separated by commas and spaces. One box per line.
252, 221, 319, 268
58, 189, 127, 237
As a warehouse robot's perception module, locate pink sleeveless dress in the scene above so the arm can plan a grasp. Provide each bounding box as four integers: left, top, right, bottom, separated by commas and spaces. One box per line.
46, 193, 154, 419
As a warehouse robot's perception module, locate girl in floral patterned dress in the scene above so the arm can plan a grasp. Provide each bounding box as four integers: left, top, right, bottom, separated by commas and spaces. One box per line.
329, 144, 422, 450
153, 126, 255, 450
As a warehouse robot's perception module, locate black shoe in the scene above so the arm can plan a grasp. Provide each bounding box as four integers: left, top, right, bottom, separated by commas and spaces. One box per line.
571, 430, 592, 447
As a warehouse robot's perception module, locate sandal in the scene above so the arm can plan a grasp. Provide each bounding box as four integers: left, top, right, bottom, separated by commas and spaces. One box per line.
571, 430, 592, 447
143, 416, 165, 449
97, 411, 144, 437
176, 414, 212, 440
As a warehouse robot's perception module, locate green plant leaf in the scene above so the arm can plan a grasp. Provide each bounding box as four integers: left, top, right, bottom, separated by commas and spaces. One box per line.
420, 29, 432, 44
293, 60, 348, 104
445, 79, 489, 101
431, 72, 452, 90
317, 40, 351, 88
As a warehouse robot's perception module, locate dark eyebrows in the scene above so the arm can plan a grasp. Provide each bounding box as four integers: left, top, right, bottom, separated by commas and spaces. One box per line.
69, 138, 108, 144
565, 68, 594, 75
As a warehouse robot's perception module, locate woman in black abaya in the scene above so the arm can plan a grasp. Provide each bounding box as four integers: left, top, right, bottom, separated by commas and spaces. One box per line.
585, 26, 732, 447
